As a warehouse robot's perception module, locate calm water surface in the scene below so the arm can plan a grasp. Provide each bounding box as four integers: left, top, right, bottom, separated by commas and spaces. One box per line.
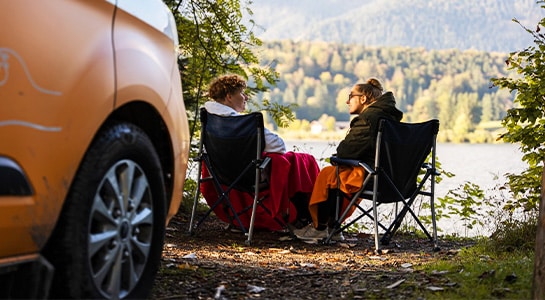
285, 141, 526, 197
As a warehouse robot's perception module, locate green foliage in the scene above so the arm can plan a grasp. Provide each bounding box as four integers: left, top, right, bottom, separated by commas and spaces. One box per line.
487, 216, 537, 252
411, 156, 452, 229
165, 0, 295, 202
420, 245, 533, 299
436, 182, 486, 232
165, 0, 289, 141
490, 0, 545, 213
504, 165, 542, 211
256, 99, 297, 128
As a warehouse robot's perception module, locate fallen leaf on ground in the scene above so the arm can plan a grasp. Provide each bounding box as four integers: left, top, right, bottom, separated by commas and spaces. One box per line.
386, 279, 405, 289
183, 253, 197, 259
248, 284, 266, 293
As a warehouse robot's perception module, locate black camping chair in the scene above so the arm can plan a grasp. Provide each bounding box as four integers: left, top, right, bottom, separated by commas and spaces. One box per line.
325, 118, 440, 252
189, 107, 285, 245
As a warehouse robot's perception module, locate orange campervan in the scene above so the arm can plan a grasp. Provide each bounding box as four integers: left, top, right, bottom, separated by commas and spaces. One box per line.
0, 1, 189, 299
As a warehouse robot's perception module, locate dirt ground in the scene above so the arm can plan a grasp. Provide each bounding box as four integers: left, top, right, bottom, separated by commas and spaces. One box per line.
151, 212, 473, 300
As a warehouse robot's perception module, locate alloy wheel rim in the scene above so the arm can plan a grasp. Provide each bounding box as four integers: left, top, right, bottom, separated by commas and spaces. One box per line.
88, 159, 154, 299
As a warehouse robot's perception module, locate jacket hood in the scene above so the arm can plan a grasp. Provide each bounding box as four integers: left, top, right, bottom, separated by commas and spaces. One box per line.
365, 91, 403, 121
204, 101, 238, 116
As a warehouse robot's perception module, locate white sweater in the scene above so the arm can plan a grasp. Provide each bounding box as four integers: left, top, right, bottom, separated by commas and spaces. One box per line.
204, 101, 287, 154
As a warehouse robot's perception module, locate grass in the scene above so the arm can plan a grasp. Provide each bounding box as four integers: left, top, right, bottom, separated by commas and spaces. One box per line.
419, 241, 533, 299
422, 245, 534, 299
406, 213, 536, 299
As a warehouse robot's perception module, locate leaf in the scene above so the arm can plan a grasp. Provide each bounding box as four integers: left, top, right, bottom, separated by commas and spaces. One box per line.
248, 284, 266, 293
183, 253, 197, 260
214, 284, 226, 300
386, 279, 405, 289
369, 256, 387, 261
178, 263, 198, 271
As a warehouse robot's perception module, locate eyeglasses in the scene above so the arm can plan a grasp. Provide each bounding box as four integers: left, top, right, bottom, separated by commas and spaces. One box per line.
348, 93, 363, 100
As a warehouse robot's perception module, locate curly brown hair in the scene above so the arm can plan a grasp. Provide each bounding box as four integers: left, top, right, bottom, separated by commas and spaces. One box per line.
208, 74, 247, 102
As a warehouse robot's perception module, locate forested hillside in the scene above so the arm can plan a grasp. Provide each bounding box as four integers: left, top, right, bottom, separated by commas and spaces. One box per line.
253, 41, 513, 143
250, 0, 543, 53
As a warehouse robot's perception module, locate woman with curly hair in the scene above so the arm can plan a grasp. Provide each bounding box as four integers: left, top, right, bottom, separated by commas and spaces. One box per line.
205, 74, 286, 153
201, 74, 319, 230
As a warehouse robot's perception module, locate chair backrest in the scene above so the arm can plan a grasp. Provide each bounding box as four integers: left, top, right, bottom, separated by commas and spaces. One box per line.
375, 118, 439, 202
200, 107, 265, 189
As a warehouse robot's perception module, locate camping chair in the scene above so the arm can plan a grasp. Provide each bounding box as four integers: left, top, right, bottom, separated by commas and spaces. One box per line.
188, 107, 286, 245
325, 118, 440, 252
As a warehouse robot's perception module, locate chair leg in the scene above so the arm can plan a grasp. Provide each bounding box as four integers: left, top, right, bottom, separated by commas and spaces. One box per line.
245, 168, 262, 245
372, 200, 380, 253
188, 180, 202, 236
430, 196, 440, 251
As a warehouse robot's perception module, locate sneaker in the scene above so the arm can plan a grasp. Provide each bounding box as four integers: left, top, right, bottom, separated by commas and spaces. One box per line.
293, 224, 328, 241
331, 231, 345, 241
328, 228, 345, 241
290, 218, 311, 229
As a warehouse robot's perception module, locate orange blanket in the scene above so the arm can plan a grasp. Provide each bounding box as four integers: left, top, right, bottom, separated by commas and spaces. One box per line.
200, 152, 320, 231
308, 165, 366, 228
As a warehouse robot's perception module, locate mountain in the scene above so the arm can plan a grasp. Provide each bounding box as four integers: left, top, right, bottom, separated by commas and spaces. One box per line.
248, 0, 544, 53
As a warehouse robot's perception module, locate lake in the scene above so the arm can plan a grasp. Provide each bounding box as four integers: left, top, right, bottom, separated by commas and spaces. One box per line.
285, 140, 527, 237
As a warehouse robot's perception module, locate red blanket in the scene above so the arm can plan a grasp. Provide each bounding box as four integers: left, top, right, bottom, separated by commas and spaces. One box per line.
200, 151, 320, 231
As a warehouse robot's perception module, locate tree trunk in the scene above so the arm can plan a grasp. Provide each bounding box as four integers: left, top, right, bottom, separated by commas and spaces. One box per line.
533, 165, 545, 299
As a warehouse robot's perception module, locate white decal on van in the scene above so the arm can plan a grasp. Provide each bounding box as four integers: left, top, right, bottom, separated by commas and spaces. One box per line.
0, 48, 62, 96
0, 120, 61, 132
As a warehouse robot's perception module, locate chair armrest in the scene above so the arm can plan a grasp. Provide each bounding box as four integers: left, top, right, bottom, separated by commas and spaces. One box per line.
330, 156, 359, 166
330, 156, 374, 174
422, 162, 440, 175
258, 156, 272, 169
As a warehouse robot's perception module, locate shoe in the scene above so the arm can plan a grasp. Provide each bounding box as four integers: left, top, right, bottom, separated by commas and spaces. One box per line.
293, 224, 328, 241
328, 227, 345, 241
331, 231, 345, 241
291, 218, 311, 229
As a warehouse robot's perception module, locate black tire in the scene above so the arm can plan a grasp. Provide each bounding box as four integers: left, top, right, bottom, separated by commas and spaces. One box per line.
44, 122, 166, 299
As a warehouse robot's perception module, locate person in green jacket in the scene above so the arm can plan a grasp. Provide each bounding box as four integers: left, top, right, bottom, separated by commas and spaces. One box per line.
293, 78, 403, 241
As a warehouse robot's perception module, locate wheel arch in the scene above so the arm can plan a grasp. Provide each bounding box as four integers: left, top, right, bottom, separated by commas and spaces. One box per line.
108, 101, 175, 206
